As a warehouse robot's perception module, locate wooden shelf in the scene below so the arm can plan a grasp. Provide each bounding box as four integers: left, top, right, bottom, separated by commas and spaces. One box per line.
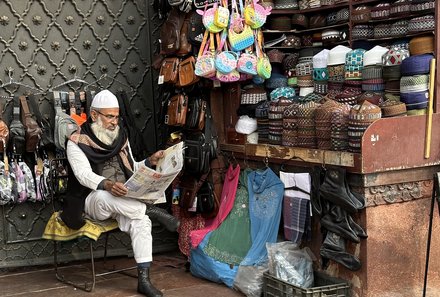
353, 30, 434, 42
364, 9, 435, 24
263, 23, 349, 34
264, 40, 350, 49
220, 143, 358, 168
271, 2, 348, 14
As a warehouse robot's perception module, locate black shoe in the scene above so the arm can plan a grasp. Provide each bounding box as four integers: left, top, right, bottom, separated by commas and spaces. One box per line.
319, 167, 364, 214
321, 205, 360, 243
348, 215, 368, 239
146, 205, 180, 232
138, 267, 163, 297
320, 232, 362, 271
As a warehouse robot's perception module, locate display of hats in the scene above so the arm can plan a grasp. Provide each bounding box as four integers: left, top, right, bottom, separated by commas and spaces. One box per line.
266, 72, 288, 89
301, 34, 314, 47
382, 47, 410, 66
357, 91, 384, 105
282, 35, 302, 49
302, 92, 324, 102
328, 64, 345, 83
331, 104, 350, 151
335, 87, 362, 105
383, 65, 402, 81
336, 8, 350, 23
362, 79, 385, 92
392, 38, 410, 50
371, 2, 391, 19
390, 20, 408, 37
321, 0, 335, 5
255, 100, 270, 118
297, 101, 321, 148
384, 93, 401, 102
313, 49, 330, 68
390, 0, 411, 16
322, 29, 340, 46
270, 87, 297, 100
235, 115, 258, 135
410, 0, 435, 12
262, 0, 274, 9
363, 45, 388, 66
282, 103, 300, 147
400, 75, 429, 93
283, 53, 300, 71
274, 0, 299, 9
291, 14, 309, 29
362, 65, 383, 80
309, 14, 327, 28
408, 15, 435, 33
298, 0, 309, 10
352, 6, 371, 24
299, 87, 314, 97
326, 12, 338, 25
270, 16, 292, 31
345, 49, 366, 68
315, 99, 341, 149
400, 54, 434, 76
298, 76, 313, 90
241, 85, 268, 104
314, 81, 328, 94
309, 0, 321, 8
384, 80, 400, 94
352, 24, 374, 40
400, 91, 429, 110
328, 45, 352, 66
268, 49, 286, 64
348, 101, 381, 152
296, 62, 313, 76
380, 100, 407, 117
409, 36, 434, 55
339, 28, 349, 42
374, 24, 392, 39
312, 32, 323, 45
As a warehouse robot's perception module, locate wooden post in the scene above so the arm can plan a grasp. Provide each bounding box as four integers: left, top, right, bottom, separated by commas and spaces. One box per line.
425, 58, 436, 159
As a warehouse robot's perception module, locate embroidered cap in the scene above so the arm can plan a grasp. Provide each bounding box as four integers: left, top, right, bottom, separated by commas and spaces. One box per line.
91, 90, 119, 109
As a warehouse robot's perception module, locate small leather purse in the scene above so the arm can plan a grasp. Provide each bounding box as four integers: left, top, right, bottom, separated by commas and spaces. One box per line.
177, 56, 200, 87
159, 57, 180, 84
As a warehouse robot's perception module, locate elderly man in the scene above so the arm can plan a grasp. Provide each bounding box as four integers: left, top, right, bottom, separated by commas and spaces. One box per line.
63, 90, 177, 297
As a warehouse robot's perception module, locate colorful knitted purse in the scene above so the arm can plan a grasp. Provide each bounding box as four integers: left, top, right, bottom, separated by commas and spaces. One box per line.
215, 31, 238, 74
197, 4, 223, 33
214, 0, 229, 28
216, 69, 241, 82
195, 32, 216, 78
244, 0, 271, 29
255, 31, 271, 79
229, 24, 254, 51
237, 51, 258, 75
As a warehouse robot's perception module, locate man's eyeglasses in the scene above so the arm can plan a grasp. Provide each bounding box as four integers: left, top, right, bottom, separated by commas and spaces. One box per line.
95, 110, 120, 121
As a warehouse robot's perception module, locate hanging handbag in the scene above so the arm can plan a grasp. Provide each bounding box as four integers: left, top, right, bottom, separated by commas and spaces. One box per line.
198, 3, 223, 33
0, 159, 13, 205
214, 0, 229, 28
216, 69, 241, 82
228, 24, 254, 51
19, 96, 42, 152
160, 8, 185, 56
189, 11, 205, 45
176, 13, 193, 56
196, 180, 218, 218
159, 57, 180, 84
184, 131, 211, 174
165, 93, 188, 126
244, 0, 271, 29
185, 97, 202, 129
195, 32, 217, 78
215, 30, 239, 74
0, 99, 9, 152
9, 97, 25, 155
255, 30, 272, 79
237, 49, 258, 75
177, 56, 200, 87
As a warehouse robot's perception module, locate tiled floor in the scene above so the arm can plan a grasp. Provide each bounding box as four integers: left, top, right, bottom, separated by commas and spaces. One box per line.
0, 252, 244, 297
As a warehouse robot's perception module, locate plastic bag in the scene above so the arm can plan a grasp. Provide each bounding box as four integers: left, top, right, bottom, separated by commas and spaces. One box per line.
234, 264, 269, 297
267, 241, 314, 288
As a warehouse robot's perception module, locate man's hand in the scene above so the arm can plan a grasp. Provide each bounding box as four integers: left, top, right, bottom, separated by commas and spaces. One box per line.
148, 150, 165, 166
103, 179, 128, 197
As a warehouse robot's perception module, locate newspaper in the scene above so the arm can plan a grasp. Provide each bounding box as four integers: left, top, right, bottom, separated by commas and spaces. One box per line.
124, 142, 184, 203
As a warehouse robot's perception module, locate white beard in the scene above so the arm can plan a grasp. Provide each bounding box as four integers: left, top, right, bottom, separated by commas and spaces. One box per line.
91, 117, 120, 146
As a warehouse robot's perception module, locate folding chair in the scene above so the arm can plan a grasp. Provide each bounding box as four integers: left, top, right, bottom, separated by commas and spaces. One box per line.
43, 158, 137, 292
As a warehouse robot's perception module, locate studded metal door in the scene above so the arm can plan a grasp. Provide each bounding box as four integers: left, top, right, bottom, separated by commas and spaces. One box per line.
0, 1, 176, 268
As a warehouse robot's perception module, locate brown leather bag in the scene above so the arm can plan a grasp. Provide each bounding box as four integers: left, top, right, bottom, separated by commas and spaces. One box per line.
177, 56, 199, 87
160, 8, 185, 56
165, 94, 188, 126
19, 96, 42, 152
159, 57, 180, 84
176, 13, 192, 56
0, 103, 8, 152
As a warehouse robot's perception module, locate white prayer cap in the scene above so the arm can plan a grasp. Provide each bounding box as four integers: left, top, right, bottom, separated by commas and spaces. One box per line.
91, 90, 119, 109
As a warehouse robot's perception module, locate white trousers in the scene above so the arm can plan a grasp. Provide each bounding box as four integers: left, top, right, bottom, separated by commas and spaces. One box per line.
84, 190, 152, 263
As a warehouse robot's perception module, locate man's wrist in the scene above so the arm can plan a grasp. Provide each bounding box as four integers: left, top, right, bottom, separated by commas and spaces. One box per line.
103, 179, 114, 191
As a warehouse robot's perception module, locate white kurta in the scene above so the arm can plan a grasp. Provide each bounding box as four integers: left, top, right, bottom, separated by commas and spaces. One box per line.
66, 140, 152, 263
